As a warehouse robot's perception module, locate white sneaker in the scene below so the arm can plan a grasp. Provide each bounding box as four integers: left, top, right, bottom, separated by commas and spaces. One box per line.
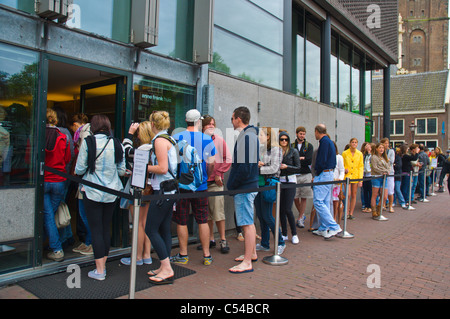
277, 244, 286, 255
292, 235, 299, 245
312, 229, 328, 237
297, 216, 306, 228
281, 235, 288, 241
256, 244, 270, 251
324, 227, 342, 239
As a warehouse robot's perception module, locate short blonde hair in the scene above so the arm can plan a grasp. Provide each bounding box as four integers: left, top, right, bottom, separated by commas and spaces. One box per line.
149, 111, 170, 131
138, 121, 154, 144
46, 108, 58, 125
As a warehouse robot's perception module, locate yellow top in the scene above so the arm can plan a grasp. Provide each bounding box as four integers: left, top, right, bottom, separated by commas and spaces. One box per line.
342, 148, 364, 182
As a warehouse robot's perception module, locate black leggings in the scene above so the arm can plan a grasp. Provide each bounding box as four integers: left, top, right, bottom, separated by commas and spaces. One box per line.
145, 198, 175, 261
83, 196, 117, 260
280, 186, 297, 237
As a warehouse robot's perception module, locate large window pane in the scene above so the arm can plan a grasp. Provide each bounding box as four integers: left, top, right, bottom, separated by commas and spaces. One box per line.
364, 70, 372, 118
215, 0, 283, 54
133, 76, 196, 132
0, 42, 38, 187
351, 52, 361, 114
339, 42, 351, 111
249, 0, 284, 19
305, 19, 321, 101
65, 0, 131, 43
296, 34, 305, 96
212, 28, 282, 90
330, 35, 338, 107
150, 0, 194, 61
0, 0, 34, 13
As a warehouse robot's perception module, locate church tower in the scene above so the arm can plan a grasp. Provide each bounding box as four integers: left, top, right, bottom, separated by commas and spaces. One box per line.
399, 0, 449, 73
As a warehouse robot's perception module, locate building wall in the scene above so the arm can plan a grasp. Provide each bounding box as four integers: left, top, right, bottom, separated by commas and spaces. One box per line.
399, 0, 449, 72
209, 70, 366, 229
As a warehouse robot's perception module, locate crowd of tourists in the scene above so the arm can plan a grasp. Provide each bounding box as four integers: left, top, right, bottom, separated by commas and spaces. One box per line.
43, 106, 450, 283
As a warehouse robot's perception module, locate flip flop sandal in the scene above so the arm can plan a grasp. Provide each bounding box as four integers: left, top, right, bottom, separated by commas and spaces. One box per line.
149, 275, 174, 285
228, 265, 254, 274
234, 255, 258, 262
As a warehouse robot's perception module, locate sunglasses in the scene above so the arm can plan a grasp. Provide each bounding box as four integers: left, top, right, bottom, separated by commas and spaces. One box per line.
280, 138, 288, 142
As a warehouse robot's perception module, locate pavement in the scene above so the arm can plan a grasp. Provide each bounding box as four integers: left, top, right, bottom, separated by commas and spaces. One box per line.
1, 187, 449, 301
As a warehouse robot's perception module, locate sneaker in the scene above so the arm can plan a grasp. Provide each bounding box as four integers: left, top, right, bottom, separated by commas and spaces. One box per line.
312, 229, 328, 237
88, 269, 106, 281
296, 215, 306, 228
143, 257, 153, 265
256, 244, 270, 251
277, 244, 286, 255
292, 235, 300, 245
120, 257, 143, 266
170, 253, 189, 264
72, 242, 87, 253
401, 204, 407, 209
219, 240, 230, 254
281, 235, 288, 241
203, 255, 213, 265
47, 250, 64, 262
79, 244, 93, 255
236, 232, 244, 241
324, 227, 342, 239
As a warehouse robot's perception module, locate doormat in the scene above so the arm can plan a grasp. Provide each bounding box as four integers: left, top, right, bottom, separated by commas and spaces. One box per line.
18, 258, 196, 299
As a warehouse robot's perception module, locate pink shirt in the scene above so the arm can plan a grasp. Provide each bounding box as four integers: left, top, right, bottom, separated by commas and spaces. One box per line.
207, 134, 232, 181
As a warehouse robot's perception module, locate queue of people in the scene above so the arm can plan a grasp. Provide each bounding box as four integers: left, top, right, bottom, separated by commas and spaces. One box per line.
42, 105, 450, 283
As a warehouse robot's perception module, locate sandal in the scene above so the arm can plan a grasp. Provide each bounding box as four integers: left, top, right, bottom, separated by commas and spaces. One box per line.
234, 255, 258, 262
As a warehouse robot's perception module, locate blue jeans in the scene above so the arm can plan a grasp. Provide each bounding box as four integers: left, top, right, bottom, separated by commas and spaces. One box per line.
417, 172, 430, 199
78, 199, 92, 246
43, 181, 66, 252
393, 180, 406, 206
254, 193, 284, 249
234, 192, 257, 227
313, 171, 340, 232
401, 174, 418, 203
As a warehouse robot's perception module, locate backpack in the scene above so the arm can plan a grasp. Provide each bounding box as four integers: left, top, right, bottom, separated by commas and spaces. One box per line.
152, 134, 203, 192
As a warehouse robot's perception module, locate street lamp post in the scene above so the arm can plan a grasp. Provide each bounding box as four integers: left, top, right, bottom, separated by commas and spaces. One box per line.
409, 120, 417, 144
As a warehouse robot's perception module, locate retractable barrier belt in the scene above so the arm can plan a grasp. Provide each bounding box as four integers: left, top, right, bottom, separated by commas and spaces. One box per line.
44, 166, 439, 202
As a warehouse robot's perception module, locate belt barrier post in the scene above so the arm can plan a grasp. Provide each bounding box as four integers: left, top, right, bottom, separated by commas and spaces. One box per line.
406, 171, 415, 211
263, 182, 288, 266
337, 178, 354, 238
374, 175, 389, 221
430, 169, 437, 196
129, 188, 142, 300
421, 169, 430, 202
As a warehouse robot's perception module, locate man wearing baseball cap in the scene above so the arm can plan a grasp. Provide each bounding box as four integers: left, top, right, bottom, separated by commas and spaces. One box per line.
171, 109, 217, 266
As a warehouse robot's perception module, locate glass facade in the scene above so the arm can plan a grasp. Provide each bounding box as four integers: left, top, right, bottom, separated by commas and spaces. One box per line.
211, 0, 283, 90
0, 42, 38, 274
305, 19, 321, 101
150, 0, 194, 61
133, 75, 196, 132
65, 0, 131, 43
0, 42, 38, 187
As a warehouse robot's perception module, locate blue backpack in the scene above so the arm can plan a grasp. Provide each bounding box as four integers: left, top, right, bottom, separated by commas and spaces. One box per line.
153, 134, 203, 192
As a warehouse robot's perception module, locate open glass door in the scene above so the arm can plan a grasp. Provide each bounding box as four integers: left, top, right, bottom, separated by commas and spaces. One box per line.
80, 77, 129, 248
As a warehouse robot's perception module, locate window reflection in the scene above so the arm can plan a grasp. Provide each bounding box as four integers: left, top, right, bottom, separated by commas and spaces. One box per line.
150, 0, 194, 61
296, 34, 304, 96
65, 0, 130, 43
351, 52, 361, 114
249, 0, 284, 19
215, 0, 283, 54
0, 43, 37, 187
305, 19, 321, 101
133, 76, 196, 132
212, 28, 282, 90
339, 42, 351, 111
330, 36, 338, 107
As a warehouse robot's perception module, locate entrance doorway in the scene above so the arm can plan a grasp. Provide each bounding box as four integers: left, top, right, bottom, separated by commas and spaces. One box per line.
42, 59, 130, 265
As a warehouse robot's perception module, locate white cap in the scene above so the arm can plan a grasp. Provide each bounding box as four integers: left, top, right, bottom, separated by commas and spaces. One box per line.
185, 109, 203, 123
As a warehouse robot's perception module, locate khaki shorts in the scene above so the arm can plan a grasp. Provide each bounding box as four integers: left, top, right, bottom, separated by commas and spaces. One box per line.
207, 183, 226, 222
295, 173, 313, 199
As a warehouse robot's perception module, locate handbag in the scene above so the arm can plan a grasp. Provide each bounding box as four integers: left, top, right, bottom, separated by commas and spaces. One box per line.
262, 177, 279, 203
55, 202, 71, 229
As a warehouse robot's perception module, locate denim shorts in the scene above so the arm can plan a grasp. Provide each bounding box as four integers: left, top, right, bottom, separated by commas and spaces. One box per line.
234, 192, 257, 227
371, 177, 387, 189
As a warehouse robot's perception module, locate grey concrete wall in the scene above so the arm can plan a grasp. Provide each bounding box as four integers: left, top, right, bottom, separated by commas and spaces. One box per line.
0, 188, 35, 242
209, 71, 366, 233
